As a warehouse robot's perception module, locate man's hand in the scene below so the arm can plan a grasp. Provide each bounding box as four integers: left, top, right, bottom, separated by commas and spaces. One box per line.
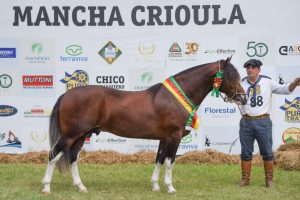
288, 77, 300, 92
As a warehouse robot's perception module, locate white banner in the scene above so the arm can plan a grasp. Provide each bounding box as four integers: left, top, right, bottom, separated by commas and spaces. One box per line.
0, 0, 299, 154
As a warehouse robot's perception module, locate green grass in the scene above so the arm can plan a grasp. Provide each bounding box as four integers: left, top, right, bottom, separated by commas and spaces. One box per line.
0, 163, 299, 200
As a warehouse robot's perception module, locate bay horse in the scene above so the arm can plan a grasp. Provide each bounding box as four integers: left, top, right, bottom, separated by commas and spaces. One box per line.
42, 57, 247, 193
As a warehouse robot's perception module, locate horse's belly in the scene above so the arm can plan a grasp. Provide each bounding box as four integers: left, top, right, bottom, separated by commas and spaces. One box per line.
102, 116, 163, 140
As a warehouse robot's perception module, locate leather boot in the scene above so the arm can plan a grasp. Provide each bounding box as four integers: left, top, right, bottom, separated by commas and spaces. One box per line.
239, 160, 251, 186
264, 160, 274, 188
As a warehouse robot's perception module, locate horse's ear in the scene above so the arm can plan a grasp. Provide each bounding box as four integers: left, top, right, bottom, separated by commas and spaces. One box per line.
224, 56, 233, 68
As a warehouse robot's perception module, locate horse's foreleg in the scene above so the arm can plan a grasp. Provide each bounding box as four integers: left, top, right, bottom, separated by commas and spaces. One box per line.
70, 137, 87, 193
164, 134, 181, 193
151, 140, 166, 192
42, 145, 64, 193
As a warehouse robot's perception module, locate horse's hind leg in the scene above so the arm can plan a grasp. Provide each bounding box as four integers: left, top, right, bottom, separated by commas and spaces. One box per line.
42, 141, 64, 193
70, 136, 88, 193
151, 139, 167, 192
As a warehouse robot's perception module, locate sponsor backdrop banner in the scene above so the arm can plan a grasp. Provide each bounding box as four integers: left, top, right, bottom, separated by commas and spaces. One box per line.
0, 0, 299, 154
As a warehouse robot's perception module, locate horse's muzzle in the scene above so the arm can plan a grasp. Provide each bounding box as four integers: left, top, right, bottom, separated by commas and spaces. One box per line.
234, 94, 247, 105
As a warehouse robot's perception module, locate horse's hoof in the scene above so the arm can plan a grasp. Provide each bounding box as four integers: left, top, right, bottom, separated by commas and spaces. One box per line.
152, 187, 161, 192
167, 189, 176, 193
42, 188, 51, 194
166, 186, 176, 193
79, 187, 88, 193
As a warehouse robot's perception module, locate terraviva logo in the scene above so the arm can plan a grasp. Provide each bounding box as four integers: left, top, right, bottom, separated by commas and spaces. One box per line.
66, 45, 82, 56
181, 134, 193, 144
60, 45, 88, 62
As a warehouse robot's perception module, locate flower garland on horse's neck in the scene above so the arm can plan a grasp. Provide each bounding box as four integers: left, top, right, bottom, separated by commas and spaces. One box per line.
211, 61, 224, 98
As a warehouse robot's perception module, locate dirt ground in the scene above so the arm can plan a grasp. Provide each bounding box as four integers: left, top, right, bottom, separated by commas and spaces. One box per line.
0, 142, 299, 170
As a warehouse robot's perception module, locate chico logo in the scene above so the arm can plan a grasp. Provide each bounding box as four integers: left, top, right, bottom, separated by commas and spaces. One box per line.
0, 105, 18, 117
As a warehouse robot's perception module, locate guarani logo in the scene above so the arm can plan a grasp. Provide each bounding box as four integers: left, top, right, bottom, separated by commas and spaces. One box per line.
31, 43, 43, 54
98, 41, 122, 64
141, 72, 153, 83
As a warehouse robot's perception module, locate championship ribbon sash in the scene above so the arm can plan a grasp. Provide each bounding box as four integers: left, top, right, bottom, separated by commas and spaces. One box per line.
162, 76, 199, 130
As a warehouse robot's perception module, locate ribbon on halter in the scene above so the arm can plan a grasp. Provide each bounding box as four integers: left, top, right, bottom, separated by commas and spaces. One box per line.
162, 76, 199, 130
211, 61, 224, 98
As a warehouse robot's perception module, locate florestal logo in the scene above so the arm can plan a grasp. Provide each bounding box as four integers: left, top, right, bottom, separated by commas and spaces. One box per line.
0, 48, 16, 58
204, 107, 236, 114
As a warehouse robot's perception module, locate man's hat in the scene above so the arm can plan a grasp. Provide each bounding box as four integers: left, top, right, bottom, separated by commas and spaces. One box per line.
243, 59, 263, 68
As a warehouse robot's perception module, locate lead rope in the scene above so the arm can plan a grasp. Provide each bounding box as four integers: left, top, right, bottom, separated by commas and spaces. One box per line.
228, 104, 245, 154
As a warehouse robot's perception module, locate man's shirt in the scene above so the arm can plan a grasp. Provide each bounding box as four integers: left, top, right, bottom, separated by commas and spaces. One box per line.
240, 75, 291, 116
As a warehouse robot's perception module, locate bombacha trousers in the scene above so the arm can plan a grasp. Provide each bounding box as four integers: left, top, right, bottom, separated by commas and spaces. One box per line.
239, 117, 274, 161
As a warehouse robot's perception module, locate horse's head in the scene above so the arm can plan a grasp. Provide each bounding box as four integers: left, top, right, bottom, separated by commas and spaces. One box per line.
219, 57, 247, 105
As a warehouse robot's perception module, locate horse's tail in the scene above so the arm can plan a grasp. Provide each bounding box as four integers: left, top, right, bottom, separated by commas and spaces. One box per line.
49, 93, 70, 175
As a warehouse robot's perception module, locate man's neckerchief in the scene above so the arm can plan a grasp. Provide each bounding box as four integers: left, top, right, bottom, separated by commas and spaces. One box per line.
162, 76, 199, 130
247, 75, 261, 100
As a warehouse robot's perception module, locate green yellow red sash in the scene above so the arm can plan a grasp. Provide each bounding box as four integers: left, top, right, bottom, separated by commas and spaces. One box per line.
162, 76, 199, 130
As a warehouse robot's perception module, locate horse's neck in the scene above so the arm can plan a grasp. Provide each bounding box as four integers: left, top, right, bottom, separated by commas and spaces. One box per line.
174, 63, 218, 107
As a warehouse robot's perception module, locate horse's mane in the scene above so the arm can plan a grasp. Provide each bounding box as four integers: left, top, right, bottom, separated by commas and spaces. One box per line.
147, 60, 241, 96
223, 62, 241, 87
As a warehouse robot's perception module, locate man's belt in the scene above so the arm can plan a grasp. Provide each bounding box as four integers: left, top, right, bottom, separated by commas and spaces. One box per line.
242, 114, 270, 119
